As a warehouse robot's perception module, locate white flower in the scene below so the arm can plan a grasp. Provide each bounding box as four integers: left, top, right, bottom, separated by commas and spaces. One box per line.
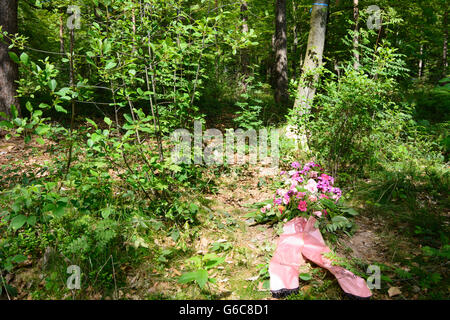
306, 179, 318, 194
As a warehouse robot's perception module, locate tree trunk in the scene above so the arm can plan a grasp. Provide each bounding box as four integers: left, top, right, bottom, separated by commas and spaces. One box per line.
240, 1, 249, 92
292, 0, 330, 151
443, 10, 448, 76
59, 15, 65, 53
274, 0, 288, 107
292, 1, 299, 80
418, 44, 424, 79
353, 0, 360, 69
0, 0, 20, 119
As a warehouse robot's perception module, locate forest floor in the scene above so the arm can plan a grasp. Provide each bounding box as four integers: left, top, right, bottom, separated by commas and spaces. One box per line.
1, 137, 448, 300
124, 163, 426, 300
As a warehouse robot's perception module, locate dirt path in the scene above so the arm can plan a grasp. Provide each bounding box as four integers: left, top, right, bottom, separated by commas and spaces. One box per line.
196, 164, 397, 300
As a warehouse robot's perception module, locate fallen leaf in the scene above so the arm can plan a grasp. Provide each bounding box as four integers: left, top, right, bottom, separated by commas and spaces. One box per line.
388, 286, 402, 297
301, 285, 311, 293
172, 269, 181, 276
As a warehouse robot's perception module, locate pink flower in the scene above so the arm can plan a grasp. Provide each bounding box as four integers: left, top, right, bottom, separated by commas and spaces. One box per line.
309, 171, 318, 178
319, 194, 329, 199
261, 204, 272, 213
274, 198, 282, 205
313, 211, 322, 218
297, 201, 307, 212
308, 195, 317, 202
296, 192, 306, 199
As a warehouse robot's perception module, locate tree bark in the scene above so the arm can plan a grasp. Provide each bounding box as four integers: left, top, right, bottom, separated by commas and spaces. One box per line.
443, 10, 448, 76
292, 1, 299, 80
353, 0, 360, 69
59, 15, 65, 53
292, 0, 330, 151
240, 1, 249, 92
274, 0, 288, 106
418, 44, 424, 79
0, 0, 20, 119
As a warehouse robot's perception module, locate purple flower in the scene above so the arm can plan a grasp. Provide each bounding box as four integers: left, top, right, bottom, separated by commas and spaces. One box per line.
291, 162, 301, 169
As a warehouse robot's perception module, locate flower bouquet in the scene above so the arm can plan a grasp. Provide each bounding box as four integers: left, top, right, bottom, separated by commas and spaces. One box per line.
254, 161, 358, 233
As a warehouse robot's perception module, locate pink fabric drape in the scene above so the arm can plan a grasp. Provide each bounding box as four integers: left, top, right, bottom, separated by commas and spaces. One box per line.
269, 216, 372, 299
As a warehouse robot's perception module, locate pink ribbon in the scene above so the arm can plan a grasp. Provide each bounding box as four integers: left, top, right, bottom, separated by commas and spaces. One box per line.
269, 216, 372, 299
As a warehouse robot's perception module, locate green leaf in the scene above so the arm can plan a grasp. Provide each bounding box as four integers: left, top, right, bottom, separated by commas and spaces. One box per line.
8, 52, 19, 63
86, 118, 98, 128
105, 61, 117, 70
54, 204, 66, 217
178, 270, 209, 289
203, 256, 225, 270
55, 105, 68, 113
300, 273, 312, 281
27, 216, 37, 226
25, 101, 33, 112
101, 207, 113, 219
11, 254, 27, 264
10, 105, 18, 119
49, 79, 57, 91
0, 120, 13, 129
104, 117, 112, 126
36, 137, 45, 145
35, 125, 50, 135
11, 215, 27, 230
20, 52, 29, 65
342, 208, 359, 216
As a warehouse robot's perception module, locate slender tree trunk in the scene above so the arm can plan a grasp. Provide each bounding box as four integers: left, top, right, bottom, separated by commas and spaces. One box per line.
59, 15, 65, 53
292, 0, 330, 151
292, 1, 299, 80
418, 44, 424, 78
274, 0, 288, 106
268, 34, 276, 87
443, 10, 448, 76
0, 0, 20, 119
131, 7, 136, 53
353, 0, 360, 69
64, 28, 76, 179
240, 1, 249, 92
